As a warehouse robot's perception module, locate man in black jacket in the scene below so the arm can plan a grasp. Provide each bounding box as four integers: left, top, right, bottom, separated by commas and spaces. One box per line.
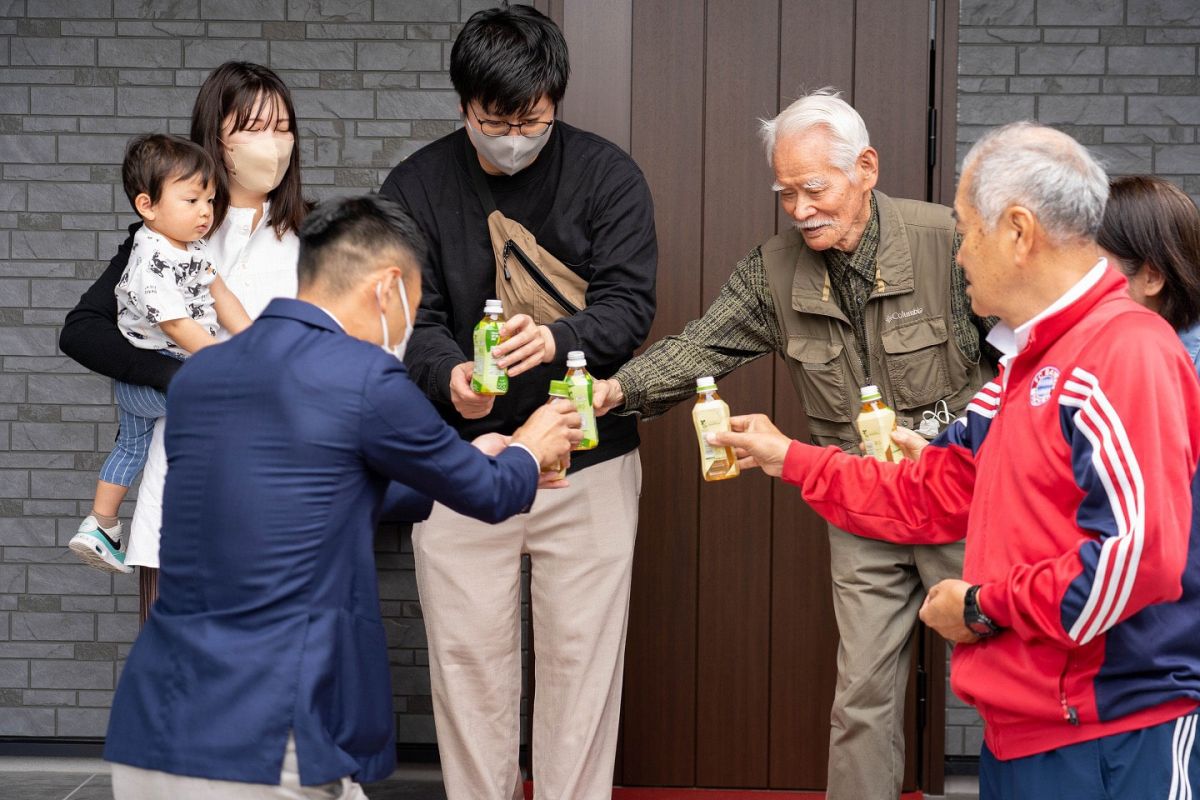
379, 6, 657, 800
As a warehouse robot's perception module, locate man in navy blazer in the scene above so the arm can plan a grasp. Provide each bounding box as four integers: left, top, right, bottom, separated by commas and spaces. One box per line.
104, 195, 581, 799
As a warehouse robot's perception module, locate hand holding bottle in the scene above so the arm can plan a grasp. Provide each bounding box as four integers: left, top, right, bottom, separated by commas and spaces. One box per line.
450, 361, 496, 419
591, 378, 624, 417
512, 399, 582, 472
492, 314, 555, 377
890, 426, 929, 462
706, 413, 793, 478
855, 425, 929, 461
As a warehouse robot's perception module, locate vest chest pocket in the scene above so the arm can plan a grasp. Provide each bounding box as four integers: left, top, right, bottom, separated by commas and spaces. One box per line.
881, 316, 951, 410
786, 336, 850, 422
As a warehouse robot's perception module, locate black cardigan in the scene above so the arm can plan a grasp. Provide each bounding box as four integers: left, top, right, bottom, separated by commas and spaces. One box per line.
59, 222, 182, 393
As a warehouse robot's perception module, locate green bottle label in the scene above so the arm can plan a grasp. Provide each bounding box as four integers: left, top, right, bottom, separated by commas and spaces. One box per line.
567, 372, 599, 449
471, 318, 507, 394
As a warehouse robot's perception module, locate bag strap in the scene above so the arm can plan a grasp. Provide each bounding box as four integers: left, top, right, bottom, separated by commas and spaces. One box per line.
463, 133, 583, 318
463, 134, 499, 216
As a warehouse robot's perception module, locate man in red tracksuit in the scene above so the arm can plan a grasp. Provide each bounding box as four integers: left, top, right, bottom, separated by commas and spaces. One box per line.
711, 122, 1200, 798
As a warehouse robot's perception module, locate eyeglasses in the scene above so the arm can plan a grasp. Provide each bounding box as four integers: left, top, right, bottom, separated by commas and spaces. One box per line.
469, 107, 555, 138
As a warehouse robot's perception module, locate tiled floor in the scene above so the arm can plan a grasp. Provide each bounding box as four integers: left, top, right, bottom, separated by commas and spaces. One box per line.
0, 760, 447, 800
0, 760, 979, 799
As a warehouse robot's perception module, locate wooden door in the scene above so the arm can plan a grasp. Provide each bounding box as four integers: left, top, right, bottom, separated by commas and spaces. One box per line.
542, 0, 959, 791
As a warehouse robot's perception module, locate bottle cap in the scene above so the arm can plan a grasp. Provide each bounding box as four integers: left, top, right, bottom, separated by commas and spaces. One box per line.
566, 350, 586, 367
548, 380, 571, 397
484, 299, 503, 315
696, 376, 716, 391
860, 384, 882, 401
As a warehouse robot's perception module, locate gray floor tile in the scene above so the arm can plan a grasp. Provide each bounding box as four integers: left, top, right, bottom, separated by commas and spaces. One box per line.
361, 775, 446, 799
0, 772, 89, 800
61, 774, 111, 800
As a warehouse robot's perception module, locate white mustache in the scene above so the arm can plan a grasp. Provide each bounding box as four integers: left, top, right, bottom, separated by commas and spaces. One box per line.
793, 218, 835, 231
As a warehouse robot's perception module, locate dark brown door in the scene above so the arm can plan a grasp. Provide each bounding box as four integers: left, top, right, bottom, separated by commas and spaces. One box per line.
542, 0, 959, 791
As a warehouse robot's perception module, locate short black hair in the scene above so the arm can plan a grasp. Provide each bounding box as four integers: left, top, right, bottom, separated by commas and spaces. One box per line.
297, 194, 428, 294
450, 3, 569, 117
121, 133, 218, 215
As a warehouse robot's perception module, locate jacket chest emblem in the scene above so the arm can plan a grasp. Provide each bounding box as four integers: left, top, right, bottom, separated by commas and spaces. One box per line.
1029, 366, 1060, 407
885, 306, 924, 323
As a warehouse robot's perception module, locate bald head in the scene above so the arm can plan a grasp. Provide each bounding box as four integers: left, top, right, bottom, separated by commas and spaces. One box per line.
961, 122, 1108, 244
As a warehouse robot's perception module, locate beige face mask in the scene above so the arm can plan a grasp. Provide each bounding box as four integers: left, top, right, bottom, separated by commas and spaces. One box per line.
224, 134, 294, 195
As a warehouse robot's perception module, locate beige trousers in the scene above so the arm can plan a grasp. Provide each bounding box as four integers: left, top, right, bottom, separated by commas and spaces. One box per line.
413, 449, 641, 800
111, 733, 369, 799
825, 525, 964, 800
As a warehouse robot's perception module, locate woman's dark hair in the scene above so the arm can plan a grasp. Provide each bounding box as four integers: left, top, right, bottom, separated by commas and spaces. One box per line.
1098, 175, 1200, 331
450, 4, 569, 117
121, 133, 218, 213
190, 61, 310, 238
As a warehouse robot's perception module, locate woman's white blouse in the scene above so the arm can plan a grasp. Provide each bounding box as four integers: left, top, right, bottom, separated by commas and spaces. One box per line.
125, 204, 299, 568
208, 202, 300, 323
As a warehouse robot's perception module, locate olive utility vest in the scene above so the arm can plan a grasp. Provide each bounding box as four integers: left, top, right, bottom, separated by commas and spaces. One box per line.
762, 191, 993, 450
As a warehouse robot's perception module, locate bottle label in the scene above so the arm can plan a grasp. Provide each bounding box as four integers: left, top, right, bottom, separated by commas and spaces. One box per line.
471, 320, 507, 394
857, 409, 902, 462
567, 372, 599, 449
693, 402, 738, 480
695, 409, 727, 462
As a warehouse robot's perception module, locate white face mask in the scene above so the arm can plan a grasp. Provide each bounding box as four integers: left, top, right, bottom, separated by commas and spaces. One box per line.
377, 276, 414, 361
224, 133, 294, 195
464, 115, 552, 176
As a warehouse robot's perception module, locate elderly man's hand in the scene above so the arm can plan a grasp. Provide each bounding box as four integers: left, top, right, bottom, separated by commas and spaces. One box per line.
891, 426, 930, 461
919, 579, 980, 644
592, 378, 625, 417
856, 425, 929, 461
706, 414, 793, 477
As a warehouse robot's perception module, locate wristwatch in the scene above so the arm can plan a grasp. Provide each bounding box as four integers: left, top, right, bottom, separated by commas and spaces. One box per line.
963, 584, 1000, 638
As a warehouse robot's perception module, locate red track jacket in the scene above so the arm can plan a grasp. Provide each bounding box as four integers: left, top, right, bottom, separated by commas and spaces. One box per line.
783, 265, 1200, 760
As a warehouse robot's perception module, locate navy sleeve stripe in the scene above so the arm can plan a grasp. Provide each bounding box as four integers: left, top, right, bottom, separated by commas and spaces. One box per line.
1059, 367, 1146, 645
935, 379, 1002, 454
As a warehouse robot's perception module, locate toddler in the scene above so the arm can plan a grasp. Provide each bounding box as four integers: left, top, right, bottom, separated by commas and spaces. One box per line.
69, 133, 250, 573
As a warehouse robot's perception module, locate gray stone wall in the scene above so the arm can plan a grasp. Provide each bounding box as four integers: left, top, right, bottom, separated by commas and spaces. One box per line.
951, 0, 1200, 758
0, 0, 486, 742
958, 0, 1200, 203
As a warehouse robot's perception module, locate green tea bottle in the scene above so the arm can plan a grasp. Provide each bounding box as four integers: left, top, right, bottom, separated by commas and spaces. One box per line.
857, 385, 904, 462
692, 376, 739, 482
471, 299, 508, 395
564, 350, 599, 451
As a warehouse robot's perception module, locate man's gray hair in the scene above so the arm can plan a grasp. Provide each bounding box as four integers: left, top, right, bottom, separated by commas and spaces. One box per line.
759, 88, 870, 176
961, 121, 1108, 243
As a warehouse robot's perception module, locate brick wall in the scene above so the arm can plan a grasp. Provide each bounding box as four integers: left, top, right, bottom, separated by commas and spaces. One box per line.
958, 0, 1200, 201
0, 0, 493, 743
950, 0, 1200, 758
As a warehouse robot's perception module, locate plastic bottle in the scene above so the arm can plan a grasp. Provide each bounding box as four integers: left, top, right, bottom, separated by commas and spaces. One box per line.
471, 299, 508, 395
857, 385, 904, 462
543, 380, 572, 480
692, 376, 739, 482
564, 350, 599, 451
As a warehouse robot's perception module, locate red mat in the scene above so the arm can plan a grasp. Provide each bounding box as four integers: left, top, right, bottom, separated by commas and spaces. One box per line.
523, 783, 923, 799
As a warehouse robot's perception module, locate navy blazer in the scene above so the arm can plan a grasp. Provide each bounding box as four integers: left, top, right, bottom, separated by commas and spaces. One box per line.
104, 299, 539, 785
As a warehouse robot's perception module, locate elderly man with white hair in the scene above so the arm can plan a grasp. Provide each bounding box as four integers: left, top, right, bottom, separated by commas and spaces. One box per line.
593, 88, 996, 798
710, 122, 1200, 798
